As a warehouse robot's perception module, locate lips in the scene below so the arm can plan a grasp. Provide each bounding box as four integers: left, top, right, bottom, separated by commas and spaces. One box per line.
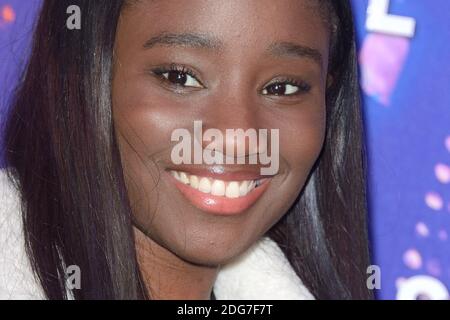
166, 167, 272, 215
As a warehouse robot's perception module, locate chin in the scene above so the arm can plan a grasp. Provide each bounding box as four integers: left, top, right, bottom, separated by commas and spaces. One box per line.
167, 235, 254, 267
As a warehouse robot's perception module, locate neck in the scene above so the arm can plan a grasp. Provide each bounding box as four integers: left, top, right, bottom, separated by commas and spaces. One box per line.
134, 226, 219, 300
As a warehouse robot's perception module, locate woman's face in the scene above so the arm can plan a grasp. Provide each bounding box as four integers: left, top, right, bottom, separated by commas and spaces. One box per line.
112, 0, 330, 266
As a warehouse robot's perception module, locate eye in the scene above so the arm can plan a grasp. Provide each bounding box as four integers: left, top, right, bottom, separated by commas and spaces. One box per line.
152, 65, 204, 89
262, 79, 311, 96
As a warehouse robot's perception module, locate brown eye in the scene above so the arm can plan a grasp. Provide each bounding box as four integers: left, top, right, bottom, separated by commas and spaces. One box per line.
264, 83, 295, 95
153, 66, 203, 88
167, 70, 188, 85
262, 80, 311, 96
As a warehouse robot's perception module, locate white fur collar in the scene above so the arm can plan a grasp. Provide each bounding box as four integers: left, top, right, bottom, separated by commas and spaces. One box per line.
0, 168, 314, 300
214, 237, 314, 299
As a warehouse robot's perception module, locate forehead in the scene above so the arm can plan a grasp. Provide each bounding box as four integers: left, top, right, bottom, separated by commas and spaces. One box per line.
118, 0, 330, 69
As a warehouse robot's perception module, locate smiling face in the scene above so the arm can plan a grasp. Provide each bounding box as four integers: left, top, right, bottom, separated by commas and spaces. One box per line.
112, 0, 330, 266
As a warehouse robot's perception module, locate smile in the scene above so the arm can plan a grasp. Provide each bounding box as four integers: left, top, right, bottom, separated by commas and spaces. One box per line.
167, 168, 272, 215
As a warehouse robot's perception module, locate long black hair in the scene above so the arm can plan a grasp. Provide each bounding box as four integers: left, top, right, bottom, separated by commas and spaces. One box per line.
2, 0, 372, 299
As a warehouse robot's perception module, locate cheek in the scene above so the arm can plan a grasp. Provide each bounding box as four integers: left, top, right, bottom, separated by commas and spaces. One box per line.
283, 120, 325, 166
112, 74, 173, 227
112, 74, 175, 146
279, 101, 326, 181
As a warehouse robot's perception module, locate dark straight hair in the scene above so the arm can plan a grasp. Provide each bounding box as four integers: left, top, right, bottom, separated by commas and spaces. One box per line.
3, 0, 372, 299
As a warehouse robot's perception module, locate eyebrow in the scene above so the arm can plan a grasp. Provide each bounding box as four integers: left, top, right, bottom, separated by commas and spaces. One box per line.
143, 32, 222, 50
267, 42, 323, 65
143, 32, 322, 65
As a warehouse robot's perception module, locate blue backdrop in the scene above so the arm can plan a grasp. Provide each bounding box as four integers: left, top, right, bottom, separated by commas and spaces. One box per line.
1, 0, 449, 299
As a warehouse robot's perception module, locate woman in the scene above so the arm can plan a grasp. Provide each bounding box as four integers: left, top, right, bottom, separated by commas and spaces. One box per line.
0, 0, 372, 299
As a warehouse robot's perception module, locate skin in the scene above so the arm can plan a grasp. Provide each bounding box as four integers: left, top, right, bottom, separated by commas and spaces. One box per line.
112, 0, 330, 299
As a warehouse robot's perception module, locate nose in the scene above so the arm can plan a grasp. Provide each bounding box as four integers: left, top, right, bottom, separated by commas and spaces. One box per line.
195, 90, 267, 161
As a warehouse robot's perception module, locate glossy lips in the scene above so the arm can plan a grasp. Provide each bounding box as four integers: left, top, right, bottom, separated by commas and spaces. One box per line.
168, 170, 271, 215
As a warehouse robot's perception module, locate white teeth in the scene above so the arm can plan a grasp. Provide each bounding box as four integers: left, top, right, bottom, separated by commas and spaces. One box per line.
239, 181, 249, 197
189, 175, 199, 189
170, 170, 263, 198
198, 177, 212, 193
226, 181, 240, 198
171, 171, 180, 180
211, 180, 226, 196
179, 172, 190, 184
247, 180, 256, 193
